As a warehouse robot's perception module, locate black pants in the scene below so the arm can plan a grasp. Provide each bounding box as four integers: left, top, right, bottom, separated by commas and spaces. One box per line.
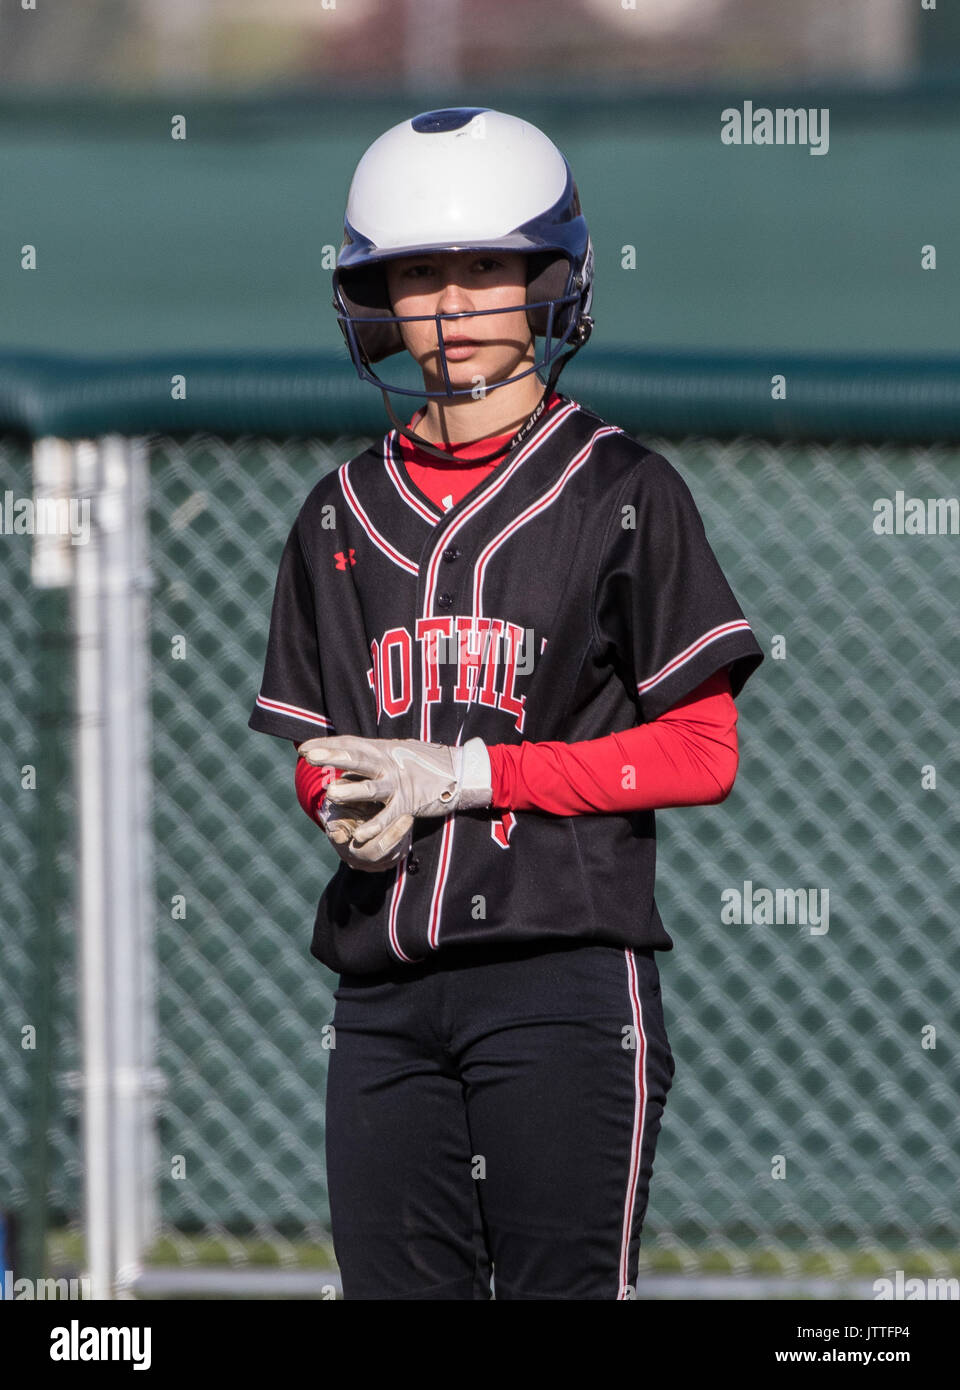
325, 938, 676, 1300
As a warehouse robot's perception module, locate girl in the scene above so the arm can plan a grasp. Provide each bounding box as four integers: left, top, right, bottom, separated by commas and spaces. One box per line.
249, 107, 763, 1299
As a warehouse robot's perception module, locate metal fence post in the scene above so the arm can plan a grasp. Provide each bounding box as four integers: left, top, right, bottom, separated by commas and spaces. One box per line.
72, 436, 158, 1300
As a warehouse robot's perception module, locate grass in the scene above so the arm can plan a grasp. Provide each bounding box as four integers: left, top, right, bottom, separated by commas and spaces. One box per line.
45, 1227, 960, 1283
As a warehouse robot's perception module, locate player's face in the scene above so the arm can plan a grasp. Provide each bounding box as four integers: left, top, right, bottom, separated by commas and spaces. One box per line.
385, 251, 535, 392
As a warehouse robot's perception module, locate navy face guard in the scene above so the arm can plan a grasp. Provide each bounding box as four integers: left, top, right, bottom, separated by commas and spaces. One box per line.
333, 291, 590, 400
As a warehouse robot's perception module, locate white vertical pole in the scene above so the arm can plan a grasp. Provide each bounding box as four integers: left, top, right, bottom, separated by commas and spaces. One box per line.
73, 438, 113, 1301
73, 436, 159, 1300
31, 438, 75, 591
98, 437, 141, 1296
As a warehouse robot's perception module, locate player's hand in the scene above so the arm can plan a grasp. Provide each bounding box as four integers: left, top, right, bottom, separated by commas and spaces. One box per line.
297, 734, 492, 847
313, 766, 415, 873
325, 804, 415, 873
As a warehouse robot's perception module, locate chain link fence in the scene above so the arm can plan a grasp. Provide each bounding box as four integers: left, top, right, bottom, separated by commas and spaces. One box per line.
0, 439, 36, 1200
3, 426, 958, 1289
0, 437, 80, 1266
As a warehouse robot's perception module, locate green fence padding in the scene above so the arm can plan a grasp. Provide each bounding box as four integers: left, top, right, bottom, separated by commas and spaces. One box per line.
2, 350, 960, 443
0, 85, 958, 361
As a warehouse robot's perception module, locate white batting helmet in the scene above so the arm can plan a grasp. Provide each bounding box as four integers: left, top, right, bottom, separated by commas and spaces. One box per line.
332, 106, 595, 401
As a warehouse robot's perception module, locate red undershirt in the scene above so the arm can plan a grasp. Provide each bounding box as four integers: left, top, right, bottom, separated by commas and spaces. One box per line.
295, 393, 739, 823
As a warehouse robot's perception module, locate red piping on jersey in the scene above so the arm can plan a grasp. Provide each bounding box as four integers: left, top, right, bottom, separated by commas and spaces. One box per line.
637, 618, 752, 695
618, 949, 648, 1299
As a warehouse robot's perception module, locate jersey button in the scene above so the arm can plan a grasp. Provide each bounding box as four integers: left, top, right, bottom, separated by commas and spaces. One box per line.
406, 854, 420, 873
442, 546, 461, 563
436, 592, 453, 608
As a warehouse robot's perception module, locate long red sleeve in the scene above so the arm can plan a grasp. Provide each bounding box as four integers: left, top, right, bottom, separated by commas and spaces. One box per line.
487, 670, 737, 815
295, 754, 335, 823
293, 671, 737, 824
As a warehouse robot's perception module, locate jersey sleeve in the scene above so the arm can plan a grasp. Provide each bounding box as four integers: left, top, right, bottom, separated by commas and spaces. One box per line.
593, 450, 764, 723
247, 515, 337, 745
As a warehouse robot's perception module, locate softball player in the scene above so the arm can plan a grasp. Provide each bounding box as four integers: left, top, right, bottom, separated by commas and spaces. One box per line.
249, 107, 763, 1299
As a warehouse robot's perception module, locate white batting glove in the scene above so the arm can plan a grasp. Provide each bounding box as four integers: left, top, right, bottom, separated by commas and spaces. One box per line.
297, 734, 492, 849
315, 771, 415, 873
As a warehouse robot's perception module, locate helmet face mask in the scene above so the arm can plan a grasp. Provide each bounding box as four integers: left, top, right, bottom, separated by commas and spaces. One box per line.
332, 107, 594, 401
334, 253, 587, 400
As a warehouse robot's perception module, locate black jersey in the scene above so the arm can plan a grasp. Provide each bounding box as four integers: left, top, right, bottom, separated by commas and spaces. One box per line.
249, 394, 764, 975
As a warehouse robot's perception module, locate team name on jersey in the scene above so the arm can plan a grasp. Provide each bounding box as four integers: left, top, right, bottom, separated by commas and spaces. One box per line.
367, 615, 542, 733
